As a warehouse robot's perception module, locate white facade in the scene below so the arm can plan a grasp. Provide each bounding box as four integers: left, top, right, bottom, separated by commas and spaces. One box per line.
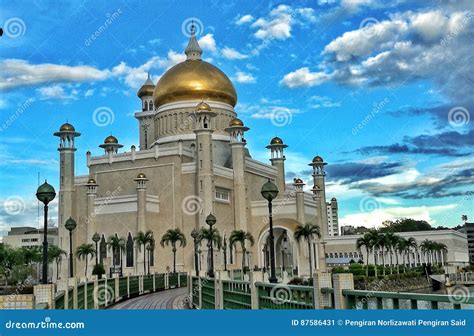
3, 227, 59, 249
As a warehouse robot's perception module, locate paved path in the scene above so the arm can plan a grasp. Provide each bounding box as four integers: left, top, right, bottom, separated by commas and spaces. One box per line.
110, 287, 189, 310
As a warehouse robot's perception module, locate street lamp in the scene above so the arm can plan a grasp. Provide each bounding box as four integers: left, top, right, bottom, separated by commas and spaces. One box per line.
205, 213, 216, 278
223, 233, 228, 271
36, 180, 56, 284
191, 229, 200, 276
92, 233, 100, 266
261, 179, 279, 283
64, 217, 77, 278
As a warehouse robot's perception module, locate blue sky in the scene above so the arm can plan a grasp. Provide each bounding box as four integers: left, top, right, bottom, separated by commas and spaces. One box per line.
1, 0, 473, 236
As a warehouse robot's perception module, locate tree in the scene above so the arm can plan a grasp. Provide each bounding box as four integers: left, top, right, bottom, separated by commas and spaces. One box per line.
366, 230, 381, 278
107, 234, 125, 266
229, 230, 255, 273
48, 245, 67, 280
407, 237, 418, 267
383, 232, 398, 274
20, 246, 42, 266
294, 223, 321, 277
395, 237, 408, 273
420, 240, 434, 265
76, 244, 96, 277
198, 227, 222, 275
160, 228, 186, 274
356, 234, 372, 277
135, 230, 154, 275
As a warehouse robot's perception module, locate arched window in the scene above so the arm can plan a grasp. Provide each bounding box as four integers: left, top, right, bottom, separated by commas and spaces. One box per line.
100, 235, 107, 264
329, 253, 334, 258
144, 101, 148, 111
126, 233, 134, 267
149, 101, 153, 110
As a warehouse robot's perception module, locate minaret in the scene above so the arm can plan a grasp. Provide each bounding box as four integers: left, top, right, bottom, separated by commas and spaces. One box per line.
266, 137, 287, 195
309, 156, 328, 237
86, 178, 98, 243
225, 118, 249, 231
292, 178, 305, 225
135, 173, 148, 274
136, 74, 155, 150
99, 135, 123, 164
54, 122, 80, 279
193, 102, 216, 225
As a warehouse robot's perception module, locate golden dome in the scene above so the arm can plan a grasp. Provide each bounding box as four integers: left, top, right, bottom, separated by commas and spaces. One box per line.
196, 101, 212, 112
270, 136, 283, 145
59, 122, 75, 132
87, 178, 97, 185
104, 135, 118, 144
153, 60, 237, 107
136, 172, 147, 179
312, 155, 323, 163
229, 118, 244, 127
137, 74, 155, 98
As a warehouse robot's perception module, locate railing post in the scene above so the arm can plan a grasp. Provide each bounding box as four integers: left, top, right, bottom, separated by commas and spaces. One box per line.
127, 275, 130, 298
189, 276, 194, 308
84, 281, 88, 309
105, 277, 108, 306
198, 277, 202, 309
250, 271, 259, 309
153, 273, 156, 292
313, 271, 332, 309
332, 273, 354, 309
165, 273, 169, 290
215, 271, 223, 309
115, 277, 119, 302
94, 278, 99, 309
178, 273, 181, 287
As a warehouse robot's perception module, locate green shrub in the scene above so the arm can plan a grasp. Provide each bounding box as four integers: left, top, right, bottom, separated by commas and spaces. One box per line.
92, 263, 105, 278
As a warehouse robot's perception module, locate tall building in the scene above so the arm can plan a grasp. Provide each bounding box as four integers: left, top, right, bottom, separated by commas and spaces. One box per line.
3, 226, 58, 248
54, 28, 336, 279
460, 222, 474, 265
326, 197, 339, 236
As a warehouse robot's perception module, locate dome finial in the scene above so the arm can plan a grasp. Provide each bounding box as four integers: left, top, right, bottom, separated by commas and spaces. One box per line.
185, 23, 202, 60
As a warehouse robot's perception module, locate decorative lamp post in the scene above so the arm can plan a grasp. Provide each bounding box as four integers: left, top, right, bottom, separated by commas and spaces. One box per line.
92, 233, 100, 265
260, 179, 279, 283
146, 244, 152, 275
205, 213, 217, 278
64, 217, 77, 278
36, 180, 56, 284
119, 240, 125, 277
191, 229, 200, 276
223, 233, 228, 271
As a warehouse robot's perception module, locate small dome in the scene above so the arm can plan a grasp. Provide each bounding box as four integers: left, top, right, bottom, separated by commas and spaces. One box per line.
136, 172, 147, 179
293, 178, 304, 184
59, 122, 75, 132
196, 101, 212, 112
270, 136, 283, 145
137, 74, 155, 98
104, 135, 118, 144
331, 197, 337, 201
87, 178, 97, 185
229, 118, 244, 127
312, 155, 323, 163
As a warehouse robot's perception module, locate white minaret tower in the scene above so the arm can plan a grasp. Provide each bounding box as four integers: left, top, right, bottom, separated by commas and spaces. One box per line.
135, 172, 148, 274
54, 122, 80, 279
266, 137, 287, 195
136, 74, 155, 150
193, 102, 216, 226
292, 177, 305, 225
225, 117, 249, 231
86, 178, 98, 243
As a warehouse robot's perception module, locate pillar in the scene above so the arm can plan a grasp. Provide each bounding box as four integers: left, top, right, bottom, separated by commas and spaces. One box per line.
266, 137, 287, 195
86, 178, 98, 243
333, 273, 354, 309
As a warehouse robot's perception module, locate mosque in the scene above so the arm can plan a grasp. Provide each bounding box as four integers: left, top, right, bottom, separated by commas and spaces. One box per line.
53, 28, 339, 279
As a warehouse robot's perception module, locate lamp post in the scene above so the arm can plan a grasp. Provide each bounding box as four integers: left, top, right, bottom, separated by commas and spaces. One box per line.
191, 229, 200, 276
36, 180, 56, 284
223, 233, 228, 271
262, 244, 268, 273
261, 180, 279, 283
119, 241, 125, 277
92, 233, 100, 266
64, 217, 77, 278
205, 213, 216, 278
146, 244, 152, 275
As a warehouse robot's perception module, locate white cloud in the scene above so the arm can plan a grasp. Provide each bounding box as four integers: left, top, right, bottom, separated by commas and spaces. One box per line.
222, 47, 248, 60
84, 89, 94, 97
233, 71, 256, 83
0, 59, 109, 91
236, 14, 254, 25
198, 33, 217, 53
280, 67, 331, 88
37, 85, 79, 100
251, 106, 299, 119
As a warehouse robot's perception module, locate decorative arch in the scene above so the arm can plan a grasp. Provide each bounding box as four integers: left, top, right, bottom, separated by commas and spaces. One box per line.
126, 232, 134, 267
99, 234, 107, 264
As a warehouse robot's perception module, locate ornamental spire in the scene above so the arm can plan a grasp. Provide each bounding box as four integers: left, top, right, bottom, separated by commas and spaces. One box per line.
185, 22, 202, 60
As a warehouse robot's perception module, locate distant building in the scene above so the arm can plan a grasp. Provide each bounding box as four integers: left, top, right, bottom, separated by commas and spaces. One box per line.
459, 222, 474, 265
341, 225, 370, 236
326, 198, 339, 236
3, 226, 59, 249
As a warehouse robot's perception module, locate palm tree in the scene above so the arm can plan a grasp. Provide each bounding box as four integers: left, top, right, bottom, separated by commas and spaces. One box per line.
229, 230, 255, 273
160, 228, 186, 274
356, 234, 372, 277
48, 245, 67, 280
395, 237, 408, 273
294, 223, 321, 277
420, 240, 433, 265
384, 232, 398, 274
107, 234, 125, 266
438, 243, 448, 266
366, 230, 380, 278
76, 243, 96, 277
407, 237, 417, 268
135, 230, 154, 275
198, 227, 222, 275
20, 246, 42, 266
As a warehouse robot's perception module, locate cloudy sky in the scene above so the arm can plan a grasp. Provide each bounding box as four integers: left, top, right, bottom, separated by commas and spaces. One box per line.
1, 0, 473, 236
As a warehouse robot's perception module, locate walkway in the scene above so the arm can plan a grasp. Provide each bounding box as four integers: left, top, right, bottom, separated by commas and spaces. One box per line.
110, 287, 189, 310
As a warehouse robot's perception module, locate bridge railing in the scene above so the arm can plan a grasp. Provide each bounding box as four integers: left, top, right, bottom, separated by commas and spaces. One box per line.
53, 272, 188, 310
